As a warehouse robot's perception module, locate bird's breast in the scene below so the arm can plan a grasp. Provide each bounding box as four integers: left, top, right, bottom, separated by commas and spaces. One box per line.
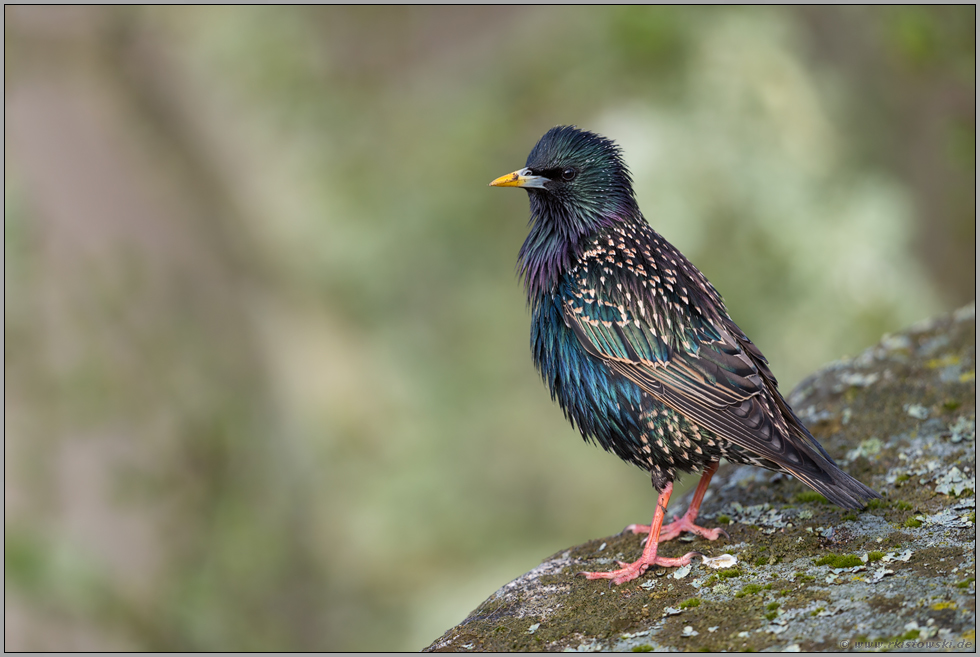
529, 289, 646, 445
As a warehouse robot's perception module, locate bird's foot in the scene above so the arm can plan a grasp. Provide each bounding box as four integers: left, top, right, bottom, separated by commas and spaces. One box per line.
579, 552, 700, 586
658, 513, 729, 542
626, 514, 729, 543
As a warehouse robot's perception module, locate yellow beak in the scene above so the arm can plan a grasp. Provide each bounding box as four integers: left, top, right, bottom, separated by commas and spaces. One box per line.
489, 167, 549, 189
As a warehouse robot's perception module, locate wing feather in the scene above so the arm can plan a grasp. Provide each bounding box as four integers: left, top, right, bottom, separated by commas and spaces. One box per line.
561, 286, 878, 507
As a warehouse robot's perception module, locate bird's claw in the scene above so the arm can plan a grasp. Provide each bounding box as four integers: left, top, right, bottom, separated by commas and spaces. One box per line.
578, 551, 700, 585
629, 519, 728, 544
658, 515, 729, 543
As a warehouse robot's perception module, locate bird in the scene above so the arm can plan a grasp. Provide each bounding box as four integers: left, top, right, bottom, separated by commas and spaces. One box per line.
489, 125, 879, 585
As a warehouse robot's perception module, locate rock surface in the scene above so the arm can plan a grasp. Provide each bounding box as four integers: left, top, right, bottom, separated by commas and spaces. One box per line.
425, 305, 977, 652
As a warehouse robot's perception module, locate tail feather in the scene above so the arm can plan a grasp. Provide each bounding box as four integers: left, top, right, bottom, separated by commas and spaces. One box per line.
792, 465, 880, 509
784, 425, 880, 509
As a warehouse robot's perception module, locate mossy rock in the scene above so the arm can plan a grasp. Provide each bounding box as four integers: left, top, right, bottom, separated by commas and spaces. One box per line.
425, 305, 976, 652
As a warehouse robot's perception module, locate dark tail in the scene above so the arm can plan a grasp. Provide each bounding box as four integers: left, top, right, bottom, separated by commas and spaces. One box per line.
784, 424, 880, 509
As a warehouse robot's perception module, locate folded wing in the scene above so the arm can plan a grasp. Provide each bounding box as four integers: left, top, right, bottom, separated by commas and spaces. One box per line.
562, 280, 878, 509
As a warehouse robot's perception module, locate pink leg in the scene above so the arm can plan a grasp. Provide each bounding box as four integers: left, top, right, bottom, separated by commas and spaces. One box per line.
580, 481, 699, 585
626, 462, 728, 542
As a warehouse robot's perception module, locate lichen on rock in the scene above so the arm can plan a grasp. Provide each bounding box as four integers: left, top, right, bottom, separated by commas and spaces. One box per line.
425, 305, 976, 652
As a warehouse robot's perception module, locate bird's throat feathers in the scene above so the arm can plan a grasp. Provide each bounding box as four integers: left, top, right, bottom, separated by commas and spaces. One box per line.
518, 194, 637, 302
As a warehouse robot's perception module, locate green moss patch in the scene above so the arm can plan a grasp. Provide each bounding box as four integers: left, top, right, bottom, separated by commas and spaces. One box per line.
734, 584, 763, 598
795, 491, 829, 504
814, 554, 863, 568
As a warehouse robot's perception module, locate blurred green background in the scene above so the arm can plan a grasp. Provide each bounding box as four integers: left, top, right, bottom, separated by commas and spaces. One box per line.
4, 5, 974, 651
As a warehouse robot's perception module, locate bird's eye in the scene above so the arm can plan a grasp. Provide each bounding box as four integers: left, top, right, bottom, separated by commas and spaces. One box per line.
562, 168, 577, 181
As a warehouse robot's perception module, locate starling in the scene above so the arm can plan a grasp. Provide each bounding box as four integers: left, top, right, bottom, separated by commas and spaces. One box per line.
490, 126, 879, 585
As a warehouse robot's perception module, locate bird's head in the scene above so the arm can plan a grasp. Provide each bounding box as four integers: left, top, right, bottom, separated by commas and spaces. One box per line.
490, 125, 639, 233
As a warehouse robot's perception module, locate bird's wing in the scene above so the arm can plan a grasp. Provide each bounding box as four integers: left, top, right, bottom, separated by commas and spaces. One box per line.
560, 274, 846, 493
